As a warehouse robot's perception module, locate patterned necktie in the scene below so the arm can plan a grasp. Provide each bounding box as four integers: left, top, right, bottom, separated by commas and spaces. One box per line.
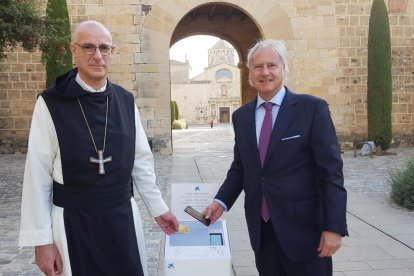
259, 102, 273, 222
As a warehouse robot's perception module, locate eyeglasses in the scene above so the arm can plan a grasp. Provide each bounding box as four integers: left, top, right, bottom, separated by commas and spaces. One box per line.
74, 43, 114, 56
251, 63, 281, 72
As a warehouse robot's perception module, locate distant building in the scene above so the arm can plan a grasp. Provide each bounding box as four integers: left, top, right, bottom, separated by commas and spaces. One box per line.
171, 39, 240, 124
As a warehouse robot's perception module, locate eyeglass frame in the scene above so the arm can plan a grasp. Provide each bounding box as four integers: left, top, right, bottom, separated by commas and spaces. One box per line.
251, 63, 283, 72
74, 43, 115, 56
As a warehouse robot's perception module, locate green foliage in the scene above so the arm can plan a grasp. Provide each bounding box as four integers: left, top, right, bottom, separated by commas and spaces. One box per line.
171, 101, 179, 125
0, 0, 43, 59
172, 120, 187, 130
171, 101, 175, 125
171, 101, 185, 129
45, 0, 72, 87
390, 159, 414, 210
174, 101, 179, 120
0, 0, 70, 76
367, 0, 392, 151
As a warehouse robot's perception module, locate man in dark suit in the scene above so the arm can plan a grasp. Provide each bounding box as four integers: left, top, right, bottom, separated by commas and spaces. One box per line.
203, 39, 348, 275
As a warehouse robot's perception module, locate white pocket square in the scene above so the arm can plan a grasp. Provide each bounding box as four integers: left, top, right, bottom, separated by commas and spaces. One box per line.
281, 135, 301, 141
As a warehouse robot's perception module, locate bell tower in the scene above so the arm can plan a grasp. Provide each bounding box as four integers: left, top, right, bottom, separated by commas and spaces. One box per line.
208, 40, 234, 67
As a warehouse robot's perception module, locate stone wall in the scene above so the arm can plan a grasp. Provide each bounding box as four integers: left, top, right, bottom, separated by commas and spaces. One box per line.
334, 0, 414, 147
388, 0, 414, 146
0, 48, 45, 153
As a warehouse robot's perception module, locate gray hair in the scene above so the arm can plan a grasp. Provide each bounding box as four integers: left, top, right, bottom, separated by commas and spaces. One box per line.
246, 39, 289, 83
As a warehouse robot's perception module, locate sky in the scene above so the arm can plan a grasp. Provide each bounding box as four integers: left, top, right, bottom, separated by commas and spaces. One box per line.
169, 35, 239, 78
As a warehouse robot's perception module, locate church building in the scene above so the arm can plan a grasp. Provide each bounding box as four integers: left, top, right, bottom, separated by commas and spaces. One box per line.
171, 40, 240, 125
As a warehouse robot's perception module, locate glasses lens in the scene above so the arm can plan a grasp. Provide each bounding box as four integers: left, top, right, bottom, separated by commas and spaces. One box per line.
77, 43, 112, 55
99, 45, 112, 55
82, 44, 96, 55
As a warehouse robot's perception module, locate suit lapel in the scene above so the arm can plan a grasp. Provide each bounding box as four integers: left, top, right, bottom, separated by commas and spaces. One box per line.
264, 89, 298, 167
238, 99, 261, 165
243, 99, 258, 149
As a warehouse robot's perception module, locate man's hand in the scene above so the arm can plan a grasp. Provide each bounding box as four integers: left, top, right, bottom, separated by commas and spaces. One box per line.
155, 211, 179, 235
318, 231, 342, 257
35, 244, 63, 275
202, 201, 225, 224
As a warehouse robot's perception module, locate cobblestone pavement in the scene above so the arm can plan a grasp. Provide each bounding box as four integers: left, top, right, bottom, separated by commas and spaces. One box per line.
1, 124, 414, 275
342, 148, 414, 208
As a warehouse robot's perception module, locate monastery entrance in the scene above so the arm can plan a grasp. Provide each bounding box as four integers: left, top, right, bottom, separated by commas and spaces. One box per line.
170, 3, 262, 104
219, 107, 230, 123
140, 0, 293, 153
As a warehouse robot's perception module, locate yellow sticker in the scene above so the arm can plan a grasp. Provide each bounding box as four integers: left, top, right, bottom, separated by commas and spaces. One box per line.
178, 224, 190, 234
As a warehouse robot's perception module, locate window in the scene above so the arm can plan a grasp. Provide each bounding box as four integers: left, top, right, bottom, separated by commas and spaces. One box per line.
215, 69, 232, 80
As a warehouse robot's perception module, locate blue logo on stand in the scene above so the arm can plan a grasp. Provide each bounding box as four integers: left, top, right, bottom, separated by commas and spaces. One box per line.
194, 186, 200, 192
168, 263, 175, 269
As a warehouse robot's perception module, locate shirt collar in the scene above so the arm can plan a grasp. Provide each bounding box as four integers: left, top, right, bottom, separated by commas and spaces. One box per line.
75, 73, 107, 93
256, 86, 286, 110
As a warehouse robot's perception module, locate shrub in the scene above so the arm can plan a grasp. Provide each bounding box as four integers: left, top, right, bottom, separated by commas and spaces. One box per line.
174, 101, 179, 120
171, 101, 179, 125
172, 120, 187, 130
390, 159, 414, 210
171, 101, 175, 125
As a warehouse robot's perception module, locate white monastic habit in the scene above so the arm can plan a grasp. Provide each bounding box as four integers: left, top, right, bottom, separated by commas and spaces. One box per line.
19, 75, 169, 276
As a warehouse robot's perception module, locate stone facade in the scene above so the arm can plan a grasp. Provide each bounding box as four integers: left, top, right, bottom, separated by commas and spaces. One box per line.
0, 47, 45, 153
334, 0, 414, 148
171, 40, 240, 125
0, 0, 413, 154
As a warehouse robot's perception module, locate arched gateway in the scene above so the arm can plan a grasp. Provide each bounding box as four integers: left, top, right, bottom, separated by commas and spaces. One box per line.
140, 1, 293, 153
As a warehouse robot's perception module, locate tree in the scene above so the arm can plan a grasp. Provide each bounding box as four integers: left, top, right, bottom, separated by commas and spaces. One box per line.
367, 0, 392, 153
174, 101, 179, 120
171, 101, 175, 125
171, 101, 179, 125
45, 0, 72, 87
0, 0, 71, 77
0, 0, 43, 59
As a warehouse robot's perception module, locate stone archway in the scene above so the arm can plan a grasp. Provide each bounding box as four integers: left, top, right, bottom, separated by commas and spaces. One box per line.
170, 3, 262, 104
139, 0, 293, 153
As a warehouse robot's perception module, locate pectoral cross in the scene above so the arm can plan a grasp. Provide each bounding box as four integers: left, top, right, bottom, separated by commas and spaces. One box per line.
90, 150, 112, 175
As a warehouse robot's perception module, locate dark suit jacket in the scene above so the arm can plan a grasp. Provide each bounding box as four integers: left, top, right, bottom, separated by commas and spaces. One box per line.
215, 87, 348, 262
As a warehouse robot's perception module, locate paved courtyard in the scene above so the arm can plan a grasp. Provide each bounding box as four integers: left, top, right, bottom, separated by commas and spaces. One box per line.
1, 124, 414, 275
